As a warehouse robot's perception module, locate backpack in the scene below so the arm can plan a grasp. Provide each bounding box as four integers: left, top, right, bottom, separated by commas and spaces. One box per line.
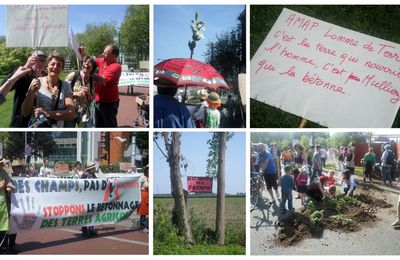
386, 150, 395, 165
296, 172, 308, 186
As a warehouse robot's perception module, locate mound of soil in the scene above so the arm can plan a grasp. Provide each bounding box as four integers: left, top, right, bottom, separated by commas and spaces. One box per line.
355, 194, 391, 208
275, 192, 389, 246
274, 213, 323, 246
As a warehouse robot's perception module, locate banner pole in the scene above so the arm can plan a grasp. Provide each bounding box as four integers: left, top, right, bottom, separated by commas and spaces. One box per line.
298, 118, 307, 128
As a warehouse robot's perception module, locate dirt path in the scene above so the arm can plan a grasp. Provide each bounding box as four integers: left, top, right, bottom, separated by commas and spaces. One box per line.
250, 176, 400, 255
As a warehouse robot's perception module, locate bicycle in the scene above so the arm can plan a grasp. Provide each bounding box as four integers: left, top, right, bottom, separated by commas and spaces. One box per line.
250, 172, 266, 211
133, 95, 149, 128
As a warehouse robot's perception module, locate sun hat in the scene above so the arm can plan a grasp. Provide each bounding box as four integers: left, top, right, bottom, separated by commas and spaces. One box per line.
85, 161, 96, 171
197, 89, 209, 99
206, 92, 221, 108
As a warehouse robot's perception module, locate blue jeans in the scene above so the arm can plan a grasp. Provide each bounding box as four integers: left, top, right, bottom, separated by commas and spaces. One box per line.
140, 215, 148, 230
391, 163, 397, 181
344, 185, 356, 195
382, 166, 392, 182
280, 192, 293, 211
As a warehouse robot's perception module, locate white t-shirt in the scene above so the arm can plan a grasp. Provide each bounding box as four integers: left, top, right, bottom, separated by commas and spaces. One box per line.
35, 77, 73, 127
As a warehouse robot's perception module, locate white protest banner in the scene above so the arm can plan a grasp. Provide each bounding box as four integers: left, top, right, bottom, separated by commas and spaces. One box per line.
6, 5, 68, 47
9, 176, 141, 233
251, 8, 400, 127
118, 72, 150, 87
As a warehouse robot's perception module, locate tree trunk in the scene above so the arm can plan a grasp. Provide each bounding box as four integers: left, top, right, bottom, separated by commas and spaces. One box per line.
163, 132, 194, 244
216, 132, 226, 245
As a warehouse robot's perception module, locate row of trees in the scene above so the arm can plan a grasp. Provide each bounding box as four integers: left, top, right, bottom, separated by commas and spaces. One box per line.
0, 5, 149, 74
0, 132, 56, 161
160, 132, 230, 245
251, 132, 371, 150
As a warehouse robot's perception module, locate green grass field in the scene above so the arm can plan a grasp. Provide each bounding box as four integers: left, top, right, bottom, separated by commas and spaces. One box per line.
154, 195, 245, 255
250, 5, 400, 128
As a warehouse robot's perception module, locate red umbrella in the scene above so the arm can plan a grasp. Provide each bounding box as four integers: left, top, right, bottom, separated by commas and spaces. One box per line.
154, 58, 229, 90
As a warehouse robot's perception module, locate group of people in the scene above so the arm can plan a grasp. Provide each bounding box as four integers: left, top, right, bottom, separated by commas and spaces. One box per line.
0, 156, 149, 254
0, 44, 122, 128
362, 143, 398, 185
153, 80, 233, 128
253, 143, 357, 214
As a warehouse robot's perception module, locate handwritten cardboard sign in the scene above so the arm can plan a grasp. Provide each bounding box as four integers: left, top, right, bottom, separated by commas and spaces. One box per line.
54, 163, 69, 173
251, 8, 400, 127
6, 5, 68, 47
119, 163, 133, 171
187, 176, 213, 193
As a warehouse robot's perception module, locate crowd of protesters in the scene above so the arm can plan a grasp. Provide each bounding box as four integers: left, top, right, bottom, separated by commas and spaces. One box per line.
0, 44, 122, 128
251, 140, 400, 227
153, 80, 242, 128
0, 156, 148, 254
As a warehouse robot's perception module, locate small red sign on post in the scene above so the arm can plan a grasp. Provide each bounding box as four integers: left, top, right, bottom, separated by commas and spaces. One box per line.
187, 177, 213, 193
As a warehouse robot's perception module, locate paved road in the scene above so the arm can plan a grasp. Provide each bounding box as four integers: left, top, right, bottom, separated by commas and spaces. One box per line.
251, 174, 400, 255
117, 86, 149, 128
14, 214, 148, 255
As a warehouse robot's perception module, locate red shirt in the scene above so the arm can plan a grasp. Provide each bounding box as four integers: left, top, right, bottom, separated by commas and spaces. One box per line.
95, 58, 121, 103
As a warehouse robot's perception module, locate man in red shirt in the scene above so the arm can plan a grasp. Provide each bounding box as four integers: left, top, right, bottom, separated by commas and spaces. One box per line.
81, 44, 121, 127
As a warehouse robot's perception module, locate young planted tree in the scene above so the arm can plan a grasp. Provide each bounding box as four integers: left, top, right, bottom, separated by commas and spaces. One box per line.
188, 11, 205, 59
162, 132, 194, 244
206, 132, 232, 245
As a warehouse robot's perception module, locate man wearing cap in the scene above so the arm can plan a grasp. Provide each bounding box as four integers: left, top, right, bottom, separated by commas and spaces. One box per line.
1, 51, 48, 127
154, 81, 195, 128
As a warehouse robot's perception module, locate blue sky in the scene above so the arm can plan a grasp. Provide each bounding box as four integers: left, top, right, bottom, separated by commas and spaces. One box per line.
0, 5, 128, 36
153, 132, 246, 195
154, 5, 245, 63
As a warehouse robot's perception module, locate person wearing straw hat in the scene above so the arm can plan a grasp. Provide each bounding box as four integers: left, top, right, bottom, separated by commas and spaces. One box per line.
154, 80, 195, 128
81, 161, 97, 237
193, 89, 209, 128
204, 92, 221, 128
1, 51, 48, 127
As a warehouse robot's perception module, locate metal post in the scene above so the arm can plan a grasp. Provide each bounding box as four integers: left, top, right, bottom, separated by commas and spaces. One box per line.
131, 133, 136, 167
77, 132, 82, 162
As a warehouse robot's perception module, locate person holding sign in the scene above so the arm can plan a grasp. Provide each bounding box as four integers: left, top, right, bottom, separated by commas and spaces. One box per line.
0, 51, 48, 127
0, 158, 14, 254
64, 56, 97, 128
0, 66, 31, 106
79, 44, 121, 127
21, 53, 76, 128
